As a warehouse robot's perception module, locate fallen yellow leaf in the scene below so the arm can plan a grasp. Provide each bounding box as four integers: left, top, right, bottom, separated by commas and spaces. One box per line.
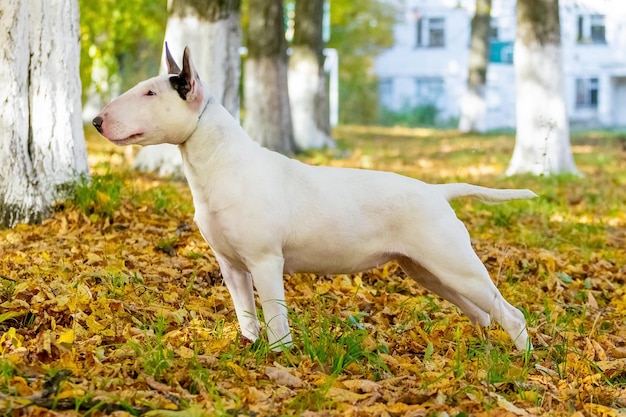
265, 365, 304, 388
57, 329, 75, 344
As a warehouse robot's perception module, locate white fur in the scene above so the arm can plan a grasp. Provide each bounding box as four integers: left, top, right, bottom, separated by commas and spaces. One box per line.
94, 47, 535, 351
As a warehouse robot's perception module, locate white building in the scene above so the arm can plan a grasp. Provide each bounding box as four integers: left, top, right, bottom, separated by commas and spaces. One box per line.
374, 0, 626, 129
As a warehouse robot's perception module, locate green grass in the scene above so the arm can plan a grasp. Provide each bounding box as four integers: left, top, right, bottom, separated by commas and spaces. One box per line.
69, 170, 192, 224
96, 270, 144, 299
292, 306, 389, 378
71, 174, 123, 221
128, 316, 175, 380
156, 236, 179, 256
1, 126, 625, 415
0, 359, 15, 389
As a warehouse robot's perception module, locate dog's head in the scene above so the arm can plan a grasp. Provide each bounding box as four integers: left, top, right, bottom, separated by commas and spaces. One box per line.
92, 44, 206, 147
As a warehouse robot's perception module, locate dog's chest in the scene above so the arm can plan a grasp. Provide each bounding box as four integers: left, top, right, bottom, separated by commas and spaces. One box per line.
194, 208, 228, 249
193, 204, 249, 269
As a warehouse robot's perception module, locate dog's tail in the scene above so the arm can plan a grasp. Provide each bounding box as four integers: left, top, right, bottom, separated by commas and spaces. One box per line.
436, 183, 538, 204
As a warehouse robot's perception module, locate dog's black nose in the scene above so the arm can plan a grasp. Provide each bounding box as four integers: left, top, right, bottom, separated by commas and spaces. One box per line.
92, 116, 103, 133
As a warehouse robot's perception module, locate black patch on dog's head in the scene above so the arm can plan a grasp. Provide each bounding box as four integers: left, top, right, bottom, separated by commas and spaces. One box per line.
169, 75, 190, 101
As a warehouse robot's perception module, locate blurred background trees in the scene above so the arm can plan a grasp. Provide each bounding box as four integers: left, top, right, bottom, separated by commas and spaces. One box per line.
132, 0, 242, 176
326, 1, 397, 126
458, 0, 492, 133
78, 0, 167, 119
507, 0, 577, 175
0, 0, 593, 228
289, 0, 334, 150
76, 0, 579, 178
244, 0, 296, 153
78, 0, 397, 130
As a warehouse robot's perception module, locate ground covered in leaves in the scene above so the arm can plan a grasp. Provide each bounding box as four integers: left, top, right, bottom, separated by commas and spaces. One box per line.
1, 127, 625, 416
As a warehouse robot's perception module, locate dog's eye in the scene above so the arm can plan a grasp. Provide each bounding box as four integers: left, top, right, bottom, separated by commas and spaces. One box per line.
146, 90, 156, 96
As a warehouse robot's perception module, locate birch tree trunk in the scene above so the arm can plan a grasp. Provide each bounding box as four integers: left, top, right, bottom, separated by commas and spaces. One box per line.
458, 0, 491, 133
288, 0, 334, 149
244, 0, 296, 154
133, 0, 242, 176
0, 0, 88, 229
507, 0, 578, 175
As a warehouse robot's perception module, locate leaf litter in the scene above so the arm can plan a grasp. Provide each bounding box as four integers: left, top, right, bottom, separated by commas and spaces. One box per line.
1, 127, 625, 416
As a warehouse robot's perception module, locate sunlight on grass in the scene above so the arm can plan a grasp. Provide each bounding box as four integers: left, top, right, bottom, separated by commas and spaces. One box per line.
0, 126, 625, 415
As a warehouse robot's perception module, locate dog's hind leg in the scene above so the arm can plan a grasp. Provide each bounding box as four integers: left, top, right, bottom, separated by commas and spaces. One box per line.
403, 216, 531, 350
216, 254, 261, 343
249, 256, 293, 351
397, 257, 491, 327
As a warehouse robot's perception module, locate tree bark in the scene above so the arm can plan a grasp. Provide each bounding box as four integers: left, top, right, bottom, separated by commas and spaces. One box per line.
0, 0, 88, 229
458, 0, 491, 133
244, 0, 295, 154
164, 0, 241, 118
133, 0, 242, 176
507, 0, 578, 175
288, 0, 334, 149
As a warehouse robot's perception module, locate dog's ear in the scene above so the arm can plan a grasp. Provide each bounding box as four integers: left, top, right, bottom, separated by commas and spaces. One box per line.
165, 42, 181, 74
169, 47, 202, 102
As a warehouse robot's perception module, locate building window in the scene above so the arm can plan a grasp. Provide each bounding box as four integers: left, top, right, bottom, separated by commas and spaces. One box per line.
577, 15, 583, 41
416, 17, 445, 48
379, 78, 393, 108
428, 18, 445, 47
415, 77, 444, 105
577, 14, 606, 44
416, 15, 423, 47
575, 77, 599, 109
490, 41, 513, 64
489, 19, 499, 40
590, 15, 606, 43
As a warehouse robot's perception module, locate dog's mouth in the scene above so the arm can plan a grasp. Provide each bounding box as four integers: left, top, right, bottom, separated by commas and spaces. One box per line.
109, 132, 143, 145
125, 133, 143, 141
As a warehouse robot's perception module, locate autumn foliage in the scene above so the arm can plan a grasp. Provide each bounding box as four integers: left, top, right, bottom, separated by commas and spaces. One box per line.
1, 127, 625, 416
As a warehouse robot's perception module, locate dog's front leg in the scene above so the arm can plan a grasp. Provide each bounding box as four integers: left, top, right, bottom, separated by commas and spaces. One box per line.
215, 254, 261, 342
249, 256, 292, 351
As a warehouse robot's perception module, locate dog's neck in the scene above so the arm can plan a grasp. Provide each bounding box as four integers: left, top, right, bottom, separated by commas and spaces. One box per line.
179, 95, 213, 144
178, 100, 259, 209
197, 96, 212, 121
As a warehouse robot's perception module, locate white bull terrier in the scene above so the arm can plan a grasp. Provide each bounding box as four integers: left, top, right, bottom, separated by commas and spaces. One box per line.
93, 45, 535, 351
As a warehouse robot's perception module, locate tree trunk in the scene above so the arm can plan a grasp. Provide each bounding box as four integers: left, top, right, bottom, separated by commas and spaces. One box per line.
244, 0, 295, 154
0, 0, 88, 229
288, 0, 334, 149
458, 0, 491, 133
133, 0, 242, 176
162, 0, 241, 118
507, 0, 578, 175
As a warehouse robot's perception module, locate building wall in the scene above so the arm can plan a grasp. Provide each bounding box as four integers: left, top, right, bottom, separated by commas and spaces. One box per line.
375, 0, 626, 129
375, 2, 471, 122
561, 0, 626, 127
